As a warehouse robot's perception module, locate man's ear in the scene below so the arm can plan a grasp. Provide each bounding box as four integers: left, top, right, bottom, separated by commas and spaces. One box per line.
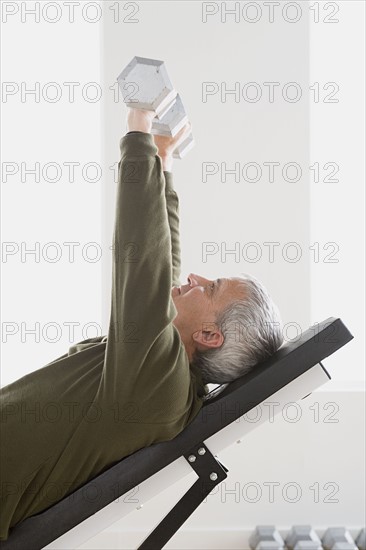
192, 328, 224, 350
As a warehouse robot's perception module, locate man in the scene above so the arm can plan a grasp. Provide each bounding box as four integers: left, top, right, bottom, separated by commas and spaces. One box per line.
0, 108, 283, 540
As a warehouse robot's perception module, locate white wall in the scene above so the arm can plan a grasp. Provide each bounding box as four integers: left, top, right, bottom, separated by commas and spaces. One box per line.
1, 1, 102, 387
309, 1, 365, 390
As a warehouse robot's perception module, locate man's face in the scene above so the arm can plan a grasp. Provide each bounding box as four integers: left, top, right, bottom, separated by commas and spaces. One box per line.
171, 273, 245, 355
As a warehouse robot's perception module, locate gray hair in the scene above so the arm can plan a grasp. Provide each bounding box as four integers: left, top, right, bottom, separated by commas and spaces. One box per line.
190, 272, 284, 385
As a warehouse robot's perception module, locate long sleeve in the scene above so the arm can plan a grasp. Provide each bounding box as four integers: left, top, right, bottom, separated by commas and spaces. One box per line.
125, 131, 182, 288
109, 132, 176, 346
163, 171, 182, 287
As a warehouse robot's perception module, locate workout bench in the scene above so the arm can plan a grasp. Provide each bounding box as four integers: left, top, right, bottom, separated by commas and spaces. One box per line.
0, 317, 353, 550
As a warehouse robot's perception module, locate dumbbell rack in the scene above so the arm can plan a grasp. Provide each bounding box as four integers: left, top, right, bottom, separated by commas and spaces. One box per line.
249, 525, 366, 550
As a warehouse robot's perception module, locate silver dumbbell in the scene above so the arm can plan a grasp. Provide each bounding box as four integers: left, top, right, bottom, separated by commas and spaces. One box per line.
322, 528, 358, 550
117, 56, 194, 159
285, 526, 322, 550
249, 526, 285, 550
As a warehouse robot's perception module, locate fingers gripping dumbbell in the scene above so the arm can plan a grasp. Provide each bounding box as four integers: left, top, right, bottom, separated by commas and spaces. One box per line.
117, 56, 194, 159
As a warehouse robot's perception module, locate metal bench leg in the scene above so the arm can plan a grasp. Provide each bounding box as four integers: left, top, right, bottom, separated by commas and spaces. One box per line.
138, 442, 228, 550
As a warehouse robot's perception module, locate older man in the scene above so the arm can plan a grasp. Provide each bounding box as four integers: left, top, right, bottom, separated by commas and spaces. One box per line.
0, 108, 283, 540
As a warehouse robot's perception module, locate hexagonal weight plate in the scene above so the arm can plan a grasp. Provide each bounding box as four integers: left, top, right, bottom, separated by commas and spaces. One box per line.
117, 56, 177, 116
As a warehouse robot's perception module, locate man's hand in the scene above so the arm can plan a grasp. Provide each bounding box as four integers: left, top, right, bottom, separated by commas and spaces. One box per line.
153, 121, 192, 171
126, 108, 155, 133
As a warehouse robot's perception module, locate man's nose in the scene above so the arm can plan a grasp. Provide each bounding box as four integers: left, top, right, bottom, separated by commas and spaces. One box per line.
187, 273, 210, 287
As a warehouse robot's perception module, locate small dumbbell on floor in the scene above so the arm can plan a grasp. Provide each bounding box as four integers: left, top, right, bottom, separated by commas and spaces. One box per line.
322, 527, 358, 550
249, 526, 285, 550
285, 525, 322, 550
117, 56, 194, 159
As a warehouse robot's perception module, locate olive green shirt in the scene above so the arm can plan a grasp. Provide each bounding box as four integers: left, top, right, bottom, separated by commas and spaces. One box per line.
0, 132, 207, 540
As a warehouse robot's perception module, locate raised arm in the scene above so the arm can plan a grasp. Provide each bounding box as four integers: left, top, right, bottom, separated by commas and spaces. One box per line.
124, 129, 182, 288
163, 171, 181, 287
153, 124, 192, 288
109, 125, 175, 347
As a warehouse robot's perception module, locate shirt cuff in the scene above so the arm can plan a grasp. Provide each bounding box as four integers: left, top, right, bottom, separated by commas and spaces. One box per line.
163, 171, 176, 195
120, 132, 158, 159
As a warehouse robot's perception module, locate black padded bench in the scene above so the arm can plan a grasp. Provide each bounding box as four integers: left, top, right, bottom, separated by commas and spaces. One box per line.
0, 317, 353, 550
